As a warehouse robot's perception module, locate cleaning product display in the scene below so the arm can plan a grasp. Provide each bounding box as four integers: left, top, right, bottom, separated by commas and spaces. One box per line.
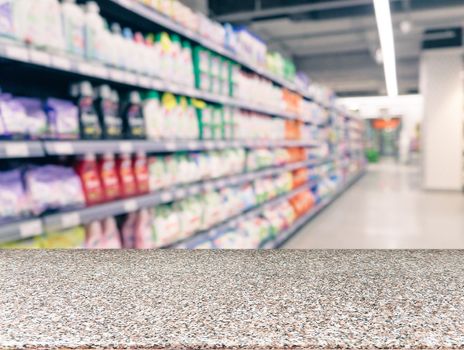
0, 163, 312, 249
148, 149, 246, 191
330, 107, 366, 181
0, 1, 365, 249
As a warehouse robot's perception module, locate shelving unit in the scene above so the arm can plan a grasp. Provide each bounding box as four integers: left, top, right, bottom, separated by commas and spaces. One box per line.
101, 0, 302, 94
0, 0, 365, 249
260, 170, 365, 248
0, 41, 305, 122
0, 139, 320, 159
0, 157, 329, 244
173, 180, 317, 249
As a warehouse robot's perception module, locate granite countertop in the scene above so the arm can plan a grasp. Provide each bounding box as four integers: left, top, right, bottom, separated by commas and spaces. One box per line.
1, 250, 464, 349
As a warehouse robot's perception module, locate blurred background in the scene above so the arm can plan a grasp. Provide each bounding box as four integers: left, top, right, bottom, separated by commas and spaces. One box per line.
0, 0, 462, 249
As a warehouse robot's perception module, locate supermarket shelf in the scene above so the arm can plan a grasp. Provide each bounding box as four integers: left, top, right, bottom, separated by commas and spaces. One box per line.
0, 139, 320, 158
43, 139, 320, 156
261, 170, 366, 248
0, 141, 44, 159
104, 0, 302, 95
0, 219, 43, 244
0, 41, 303, 121
0, 157, 328, 243
43, 158, 325, 232
171, 180, 317, 249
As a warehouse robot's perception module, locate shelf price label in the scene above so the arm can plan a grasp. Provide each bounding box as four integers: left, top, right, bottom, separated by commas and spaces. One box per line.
50, 56, 72, 71
19, 220, 43, 238
187, 141, 198, 150
119, 141, 134, 153
51, 142, 74, 155
29, 50, 50, 66
175, 188, 186, 199
161, 191, 173, 202
93, 65, 109, 78
77, 62, 95, 76
138, 76, 151, 88
123, 200, 138, 212
125, 72, 138, 85
61, 213, 81, 228
165, 142, 177, 151
5, 142, 29, 157
5, 45, 28, 61
189, 186, 200, 195
203, 182, 214, 192
109, 69, 126, 82
151, 80, 163, 90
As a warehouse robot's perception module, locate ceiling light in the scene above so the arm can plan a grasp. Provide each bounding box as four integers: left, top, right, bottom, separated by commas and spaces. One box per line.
375, 48, 383, 64
373, 0, 398, 97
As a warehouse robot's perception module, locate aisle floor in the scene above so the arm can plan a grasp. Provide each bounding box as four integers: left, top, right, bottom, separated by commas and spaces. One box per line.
284, 160, 464, 249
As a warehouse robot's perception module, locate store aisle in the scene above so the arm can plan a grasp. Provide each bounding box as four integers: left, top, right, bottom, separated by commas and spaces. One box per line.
284, 160, 464, 248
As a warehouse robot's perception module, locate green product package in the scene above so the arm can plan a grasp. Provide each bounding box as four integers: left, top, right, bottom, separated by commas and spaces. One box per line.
228, 63, 239, 97
215, 107, 225, 140
193, 46, 211, 91
197, 104, 215, 140
143, 90, 161, 139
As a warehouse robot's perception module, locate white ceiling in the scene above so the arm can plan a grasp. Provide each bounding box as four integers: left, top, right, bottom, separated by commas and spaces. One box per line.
211, 0, 464, 96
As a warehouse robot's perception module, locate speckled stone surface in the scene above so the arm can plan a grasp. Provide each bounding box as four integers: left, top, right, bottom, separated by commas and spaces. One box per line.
2, 250, 464, 349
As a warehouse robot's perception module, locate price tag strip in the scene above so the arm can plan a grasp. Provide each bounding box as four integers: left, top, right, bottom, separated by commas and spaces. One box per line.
123, 200, 138, 212
161, 191, 173, 203
175, 188, 186, 199
29, 50, 51, 66
51, 142, 74, 155
19, 220, 43, 238
119, 141, 134, 153
5, 45, 28, 61
60, 212, 81, 228
50, 55, 72, 71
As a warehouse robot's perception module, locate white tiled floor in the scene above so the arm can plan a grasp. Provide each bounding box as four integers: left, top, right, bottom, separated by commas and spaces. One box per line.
284, 160, 464, 249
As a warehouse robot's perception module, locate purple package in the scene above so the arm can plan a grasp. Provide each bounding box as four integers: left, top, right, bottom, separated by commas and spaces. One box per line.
0, 0, 13, 36
0, 169, 29, 222
15, 97, 48, 139
0, 93, 27, 139
45, 98, 79, 140
25, 165, 85, 215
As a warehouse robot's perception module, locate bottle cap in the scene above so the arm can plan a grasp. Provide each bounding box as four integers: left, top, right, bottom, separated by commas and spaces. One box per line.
86, 1, 100, 13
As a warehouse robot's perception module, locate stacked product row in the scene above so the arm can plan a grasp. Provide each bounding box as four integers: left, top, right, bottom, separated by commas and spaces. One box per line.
0, 161, 319, 249
0, 147, 313, 224
330, 109, 365, 180
0, 0, 316, 117
0, 1, 366, 249
0, 83, 321, 142
132, 0, 296, 81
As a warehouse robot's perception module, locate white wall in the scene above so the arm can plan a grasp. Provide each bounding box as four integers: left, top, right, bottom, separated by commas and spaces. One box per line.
420, 48, 463, 191
339, 94, 423, 163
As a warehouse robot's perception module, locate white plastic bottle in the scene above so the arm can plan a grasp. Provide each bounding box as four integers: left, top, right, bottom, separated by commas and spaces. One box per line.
61, 0, 85, 56
42, 0, 65, 50
110, 23, 126, 69
84, 1, 105, 61
13, 0, 63, 50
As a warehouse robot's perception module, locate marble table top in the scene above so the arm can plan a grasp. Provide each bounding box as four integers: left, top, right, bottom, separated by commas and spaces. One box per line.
1, 250, 464, 349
